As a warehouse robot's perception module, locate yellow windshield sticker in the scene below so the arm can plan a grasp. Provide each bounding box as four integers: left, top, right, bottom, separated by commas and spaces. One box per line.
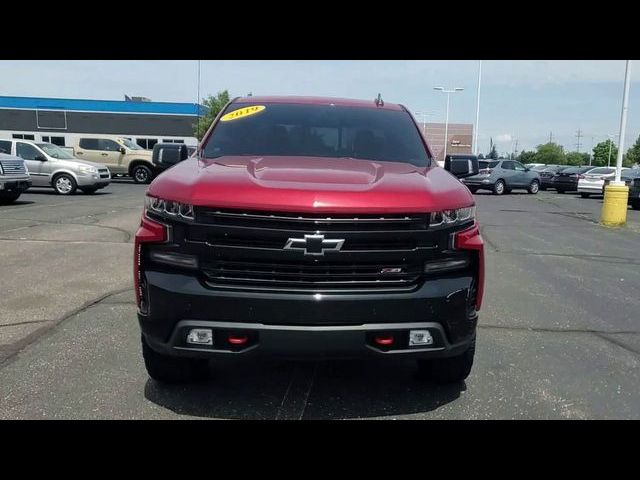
220, 105, 266, 122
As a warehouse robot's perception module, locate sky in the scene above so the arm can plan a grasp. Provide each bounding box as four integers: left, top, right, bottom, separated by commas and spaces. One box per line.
1, 60, 639, 155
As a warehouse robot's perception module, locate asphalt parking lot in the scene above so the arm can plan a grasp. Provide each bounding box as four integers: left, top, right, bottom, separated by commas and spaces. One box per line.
1, 181, 639, 419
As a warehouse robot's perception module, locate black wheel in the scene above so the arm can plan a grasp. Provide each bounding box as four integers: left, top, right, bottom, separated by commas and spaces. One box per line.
80, 187, 99, 195
141, 336, 209, 384
0, 192, 21, 204
52, 173, 77, 195
493, 179, 506, 195
417, 339, 476, 384
467, 186, 478, 194
528, 179, 540, 194
132, 164, 153, 184
580, 192, 590, 198
632, 200, 640, 210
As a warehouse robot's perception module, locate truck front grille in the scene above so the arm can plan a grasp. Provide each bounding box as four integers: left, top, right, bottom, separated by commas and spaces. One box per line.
146, 208, 471, 292
0, 159, 27, 175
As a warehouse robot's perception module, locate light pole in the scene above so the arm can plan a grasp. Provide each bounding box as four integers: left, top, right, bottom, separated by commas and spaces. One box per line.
414, 111, 435, 136
601, 60, 633, 227
434, 86, 464, 163
473, 60, 482, 156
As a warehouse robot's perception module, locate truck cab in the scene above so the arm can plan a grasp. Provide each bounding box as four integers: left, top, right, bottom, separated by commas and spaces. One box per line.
135, 96, 483, 385
72, 136, 155, 184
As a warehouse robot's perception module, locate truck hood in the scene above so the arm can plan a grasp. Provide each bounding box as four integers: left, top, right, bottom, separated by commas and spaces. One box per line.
148, 155, 474, 214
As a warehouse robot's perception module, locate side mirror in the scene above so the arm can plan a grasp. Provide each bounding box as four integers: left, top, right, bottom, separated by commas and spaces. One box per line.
152, 143, 188, 169
119, 147, 126, 154
444, 155, 479, 179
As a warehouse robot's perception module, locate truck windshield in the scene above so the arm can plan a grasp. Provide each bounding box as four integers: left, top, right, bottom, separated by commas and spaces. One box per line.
202, 103, 430, 167
36, 143, 75, 159
121, 138, 144, 150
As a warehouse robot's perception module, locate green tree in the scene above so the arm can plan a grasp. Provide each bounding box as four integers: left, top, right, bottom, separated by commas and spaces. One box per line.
623, 134, 640, 167
565, 152, 590, 166
592, 140, 618, 167
478, 153, 485, 159
535, 142, 565, 165
487, 139, 498, 159
193, 90, 231, 140
518, 150, 537, 164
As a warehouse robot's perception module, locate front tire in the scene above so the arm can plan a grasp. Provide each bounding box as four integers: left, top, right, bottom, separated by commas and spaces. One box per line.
132, 164, 153, 184
493, 179, 506, 195
417, 339, 476, 384
528, 179, 540, 194
142, 336, 209, 384
53, 173, 77, 195
0, 192, 21, 204
580, 192, 590, 198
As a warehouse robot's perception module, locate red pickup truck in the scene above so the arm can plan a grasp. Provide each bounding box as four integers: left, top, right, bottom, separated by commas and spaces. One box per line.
134, 96, 483, 384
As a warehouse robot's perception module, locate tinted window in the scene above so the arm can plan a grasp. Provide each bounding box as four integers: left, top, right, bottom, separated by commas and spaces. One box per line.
501, 161, 515, 170
479, 161, 499, 169
513, 161, 526, 171
203, 103, 430, 167
79, 138, 100, 150
16, 142, 41, 160
100, 139, 121, 152
0, 140, 10, 154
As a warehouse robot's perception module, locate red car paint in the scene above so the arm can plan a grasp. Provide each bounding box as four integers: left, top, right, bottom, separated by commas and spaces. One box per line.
137, 96, 484, 311
148, 155, 474, 214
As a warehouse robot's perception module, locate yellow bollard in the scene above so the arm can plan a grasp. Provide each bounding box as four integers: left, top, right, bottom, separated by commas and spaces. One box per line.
600, 183, 629, 227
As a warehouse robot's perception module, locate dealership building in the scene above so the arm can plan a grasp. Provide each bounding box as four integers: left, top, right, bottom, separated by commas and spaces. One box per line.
0, 95, 203, 149
418, 122, 474, 162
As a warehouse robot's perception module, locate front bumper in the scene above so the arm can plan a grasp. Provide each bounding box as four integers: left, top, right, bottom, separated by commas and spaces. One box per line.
76, 175, 110, 188
0, 178, 31, 193
139, 270, 478, 360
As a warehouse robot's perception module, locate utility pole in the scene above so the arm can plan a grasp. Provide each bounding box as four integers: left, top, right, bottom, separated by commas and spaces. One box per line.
575, 128, 583, 152
473, 60, 482, 156
549, 132, 553, 143
514, 139, 519, 159
434, 87, 464, 163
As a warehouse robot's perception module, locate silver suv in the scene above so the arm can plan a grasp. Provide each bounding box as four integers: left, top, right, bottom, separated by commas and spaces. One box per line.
0, 153, 31, 204
5, 140, 111, 195
462, 159, 541, 195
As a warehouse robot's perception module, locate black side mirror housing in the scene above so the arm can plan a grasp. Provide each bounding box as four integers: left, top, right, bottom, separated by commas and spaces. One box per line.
444, 155, 479, 179
152, 143, 188, 171
119, 147, 126, 154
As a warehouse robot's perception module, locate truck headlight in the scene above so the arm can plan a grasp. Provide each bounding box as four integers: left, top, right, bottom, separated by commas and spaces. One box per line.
78, 165, 98, 174
429, 206, 475, 229
145, 195, 194, 221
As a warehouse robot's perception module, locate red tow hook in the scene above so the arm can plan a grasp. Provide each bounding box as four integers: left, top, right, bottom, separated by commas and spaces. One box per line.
374, 335, 394, 346
228, 335, 249, 345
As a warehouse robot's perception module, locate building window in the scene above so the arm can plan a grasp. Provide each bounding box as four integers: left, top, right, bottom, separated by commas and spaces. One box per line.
41, 135, 66, 146
136, 138, 158, 150
162, 139, 184, 143
12, 134, 35, 140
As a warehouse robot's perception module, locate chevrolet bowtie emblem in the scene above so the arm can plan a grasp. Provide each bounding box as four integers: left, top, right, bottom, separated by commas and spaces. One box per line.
284, 234, 345, 256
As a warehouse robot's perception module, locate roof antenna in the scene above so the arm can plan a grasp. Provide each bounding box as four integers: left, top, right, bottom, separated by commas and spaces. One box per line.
374, 93, 384, 107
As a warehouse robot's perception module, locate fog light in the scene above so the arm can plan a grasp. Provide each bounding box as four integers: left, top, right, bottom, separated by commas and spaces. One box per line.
187, 328, 213, 345
409, 330, 433, 346
149, 251, 198, 269
228, 334, 248, 345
